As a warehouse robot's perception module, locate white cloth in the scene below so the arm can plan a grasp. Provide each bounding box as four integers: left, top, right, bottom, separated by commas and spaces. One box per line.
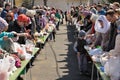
95, 15, 110, 33
104, 56, 120, 80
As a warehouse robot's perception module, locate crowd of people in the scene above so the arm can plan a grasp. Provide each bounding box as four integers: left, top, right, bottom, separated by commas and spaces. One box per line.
69, 2, 120, 80
0, 2, 65, 79
0, 1, 120, 80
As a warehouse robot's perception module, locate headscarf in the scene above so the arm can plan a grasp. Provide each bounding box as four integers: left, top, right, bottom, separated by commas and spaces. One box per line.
0, 17, 8, 33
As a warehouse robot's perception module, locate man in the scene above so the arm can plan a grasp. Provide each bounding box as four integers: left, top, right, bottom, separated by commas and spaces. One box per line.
107, 10, 119, 51
1, 3, 11, 19
96, 4, 106, 15
12, 6, 19, 20
112, 2, 120, 10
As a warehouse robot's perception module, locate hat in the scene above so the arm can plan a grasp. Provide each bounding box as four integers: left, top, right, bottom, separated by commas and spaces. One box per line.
17, 14, 29, 22
26, 10, 36, 18
79, 30, 86, 37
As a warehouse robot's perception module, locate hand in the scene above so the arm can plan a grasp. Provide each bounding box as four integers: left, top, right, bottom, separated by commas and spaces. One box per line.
3, 36, 8, 40
77, 52, 80, 56
23, 33, 29, 36
91, 44, 95, 49
26, 29, 31, 33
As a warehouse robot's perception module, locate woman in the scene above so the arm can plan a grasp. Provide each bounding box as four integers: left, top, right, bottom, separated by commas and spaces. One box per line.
7, 14, 30, 44
5, 12, 14, 24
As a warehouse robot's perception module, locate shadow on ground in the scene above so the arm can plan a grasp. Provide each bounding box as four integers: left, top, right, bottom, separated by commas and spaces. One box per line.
56, 25, 91, 80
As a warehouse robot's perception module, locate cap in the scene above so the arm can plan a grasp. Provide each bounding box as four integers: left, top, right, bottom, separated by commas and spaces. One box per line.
79, 30, 86, 37
17, 14, 29, 22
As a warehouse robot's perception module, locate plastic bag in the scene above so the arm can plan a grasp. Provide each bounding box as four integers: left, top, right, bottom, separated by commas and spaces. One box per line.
25, 39, 35, 54
1, 38, 15, 53
13, 42, 24, 54
100, 53, 109, 66
7, 56, 16, 76
92, 55, 101, 62
0, 54, 10, 80
89, 48, 103, 56
104, 56, 120, 80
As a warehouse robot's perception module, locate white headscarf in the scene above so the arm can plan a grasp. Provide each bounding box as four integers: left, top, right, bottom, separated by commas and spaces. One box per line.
94, 15, 111, 33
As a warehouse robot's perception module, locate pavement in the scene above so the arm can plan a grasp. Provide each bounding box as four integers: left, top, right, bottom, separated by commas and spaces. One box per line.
25, 23, 91, 80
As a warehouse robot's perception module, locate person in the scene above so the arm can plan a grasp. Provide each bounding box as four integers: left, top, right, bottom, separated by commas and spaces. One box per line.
38, 12, 47, 31
106, 9, 120, 51
5, 12, 14, 24
1, 3, 11, 19
55, 9, 61, 30
112, 2, 120, 10
104, 26, 120, 80
0, 16, 27, 52
93, 10, 115, 50
90, 6, 97, 14
74, 30, 88, 75
12, 6, 19, 20
25, 10, 36, 35
7, 14, 30, 44
96, 4, 106, 15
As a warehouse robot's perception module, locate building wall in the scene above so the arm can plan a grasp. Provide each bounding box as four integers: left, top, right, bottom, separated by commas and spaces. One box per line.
34, 0, 82, 11
34, 0, 108, 11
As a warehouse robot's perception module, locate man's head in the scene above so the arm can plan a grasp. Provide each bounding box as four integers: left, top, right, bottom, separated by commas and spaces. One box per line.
97, 4, 103, 11
12, 6, 18, 13
113, 2, 120, 10
5, 3, 11, 11
115, 9, 120, 17
105, 10, 115, 22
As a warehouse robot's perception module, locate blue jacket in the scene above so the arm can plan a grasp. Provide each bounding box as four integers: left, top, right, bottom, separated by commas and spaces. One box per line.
0, 32, 14, 48
0, 9, 8, 19
98, 9, 106, 15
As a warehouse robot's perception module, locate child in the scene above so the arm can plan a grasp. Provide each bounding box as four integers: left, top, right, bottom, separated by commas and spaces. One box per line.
74, 30, 89, 75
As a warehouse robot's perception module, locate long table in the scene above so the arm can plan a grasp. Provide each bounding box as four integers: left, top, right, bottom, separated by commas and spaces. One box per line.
87, 49, 110, 80
9, 48, 39, 80
36, 25, 54, 48
94, 62, 110, 80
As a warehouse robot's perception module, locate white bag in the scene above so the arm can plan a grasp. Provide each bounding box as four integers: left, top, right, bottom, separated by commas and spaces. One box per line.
94, 15, 110, 33
0, 54, 10, 80
100, 53, 109, 66
89, 48, 103, 56
104, 56, 120, 80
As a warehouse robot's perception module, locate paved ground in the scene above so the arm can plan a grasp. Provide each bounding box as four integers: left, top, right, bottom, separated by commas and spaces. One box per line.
25, 23, 91, 80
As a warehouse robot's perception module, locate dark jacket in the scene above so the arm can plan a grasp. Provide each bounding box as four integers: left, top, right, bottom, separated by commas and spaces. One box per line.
7, 20, 26, 44
1, 9, 8, 19
107, 22, 117, 51
76, 38, 87, 54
